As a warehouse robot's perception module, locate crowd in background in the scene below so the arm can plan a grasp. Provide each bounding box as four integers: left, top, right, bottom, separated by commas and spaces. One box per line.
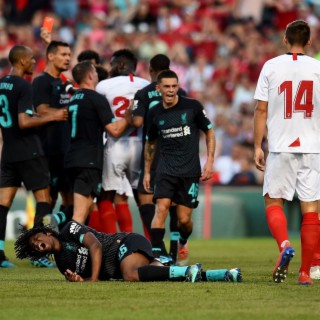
1, 0, 320, 186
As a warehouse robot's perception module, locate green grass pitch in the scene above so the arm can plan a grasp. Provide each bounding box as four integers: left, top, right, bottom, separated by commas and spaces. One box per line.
1, 238, 320, 320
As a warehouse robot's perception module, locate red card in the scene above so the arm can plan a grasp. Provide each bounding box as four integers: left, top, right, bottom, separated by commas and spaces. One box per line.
42, 16, 54, 32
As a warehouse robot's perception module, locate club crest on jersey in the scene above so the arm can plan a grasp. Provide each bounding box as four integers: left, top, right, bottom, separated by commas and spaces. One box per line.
159, 120, 165, 126
181, 113, 187, 125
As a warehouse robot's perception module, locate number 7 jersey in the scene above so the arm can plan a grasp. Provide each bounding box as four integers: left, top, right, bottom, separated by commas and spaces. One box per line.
254, 53, 320, 153
96, 75, 150, 142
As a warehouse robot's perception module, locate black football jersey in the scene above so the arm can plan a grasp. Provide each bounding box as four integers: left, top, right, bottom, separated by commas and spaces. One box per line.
0, 75, 44, 162
32, 72, 70, 156
132, 82, 187, 171
64, 89, 115, 169
55, 221, 128, 280
147, 96, 212, 177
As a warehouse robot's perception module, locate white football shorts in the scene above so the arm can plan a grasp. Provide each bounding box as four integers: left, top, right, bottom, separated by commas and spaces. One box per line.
263, 152, 320, 201
102, 138, 142, 192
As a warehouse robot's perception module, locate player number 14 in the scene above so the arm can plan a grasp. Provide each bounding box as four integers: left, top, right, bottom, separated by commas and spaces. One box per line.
279, 80, 313, 118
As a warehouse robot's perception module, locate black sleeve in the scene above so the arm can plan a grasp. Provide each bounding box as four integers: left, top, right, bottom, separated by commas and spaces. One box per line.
194, 100, 213, 132
61, 221, 91, 244
17, 80, 33, 114
95, 93, 116, 126
132, 88, 148, 118
32, 75, 52, 109
146, 107, 158, 141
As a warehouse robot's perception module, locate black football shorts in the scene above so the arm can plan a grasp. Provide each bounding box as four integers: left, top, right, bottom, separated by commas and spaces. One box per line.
153, 173, 200, 208
47, 154, 72, 193
67, 167, 102, 197
0, 156, 49, 190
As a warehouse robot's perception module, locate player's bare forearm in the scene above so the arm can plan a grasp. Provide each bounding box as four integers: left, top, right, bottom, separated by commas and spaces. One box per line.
144, 140, 156, 175
201, 128, 215, 181
253, 101, 268, 150
206, 128, 215, 160
253, 101, 268, 171
83, 232, 102, 282
106, 118, 129, 138
143, 140, 156, 192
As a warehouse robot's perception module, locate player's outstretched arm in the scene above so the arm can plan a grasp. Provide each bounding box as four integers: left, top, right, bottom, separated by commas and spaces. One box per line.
105, 118, 129, 138
253, 100, 268, 171
18, 109, 68, 129
82, 232, 102, 282
200, 128, 215, 181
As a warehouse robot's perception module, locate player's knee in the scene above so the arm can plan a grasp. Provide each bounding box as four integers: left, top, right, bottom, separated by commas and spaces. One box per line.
122, 270, 140, 282
178, 215, 192, 226
156, 203, 169, 217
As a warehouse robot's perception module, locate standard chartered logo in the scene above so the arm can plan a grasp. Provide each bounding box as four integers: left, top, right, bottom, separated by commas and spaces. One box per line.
161, 126, 191, 138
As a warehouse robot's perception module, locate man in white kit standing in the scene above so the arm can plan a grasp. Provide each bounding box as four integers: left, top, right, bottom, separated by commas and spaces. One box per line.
254, 20, 320, 285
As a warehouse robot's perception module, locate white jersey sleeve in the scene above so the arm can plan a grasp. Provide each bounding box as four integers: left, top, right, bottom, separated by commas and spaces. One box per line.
254, 54, 320, 153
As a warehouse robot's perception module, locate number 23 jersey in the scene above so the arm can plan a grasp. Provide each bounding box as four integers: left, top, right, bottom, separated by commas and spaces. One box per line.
0, 75, 44, 162
254, 53, 320, 153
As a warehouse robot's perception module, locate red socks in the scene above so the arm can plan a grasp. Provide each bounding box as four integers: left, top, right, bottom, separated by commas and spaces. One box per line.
266, 206, 289, 251
87, 210, 102, 232
98, 200, 117, 234
300, 212, 320, 274
115, 203, 133, 232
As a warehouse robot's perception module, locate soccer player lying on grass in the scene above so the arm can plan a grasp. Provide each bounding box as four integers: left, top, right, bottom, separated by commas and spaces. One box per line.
15, 221, 242, 283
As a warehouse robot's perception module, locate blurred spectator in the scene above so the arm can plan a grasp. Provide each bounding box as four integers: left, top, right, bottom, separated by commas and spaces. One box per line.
129, 0, 157, 33
185, 52, 214, 96
231, 74, 255, 113
1, 0, 319, 188
213, 143, 242, 185
52, 0, 79, 23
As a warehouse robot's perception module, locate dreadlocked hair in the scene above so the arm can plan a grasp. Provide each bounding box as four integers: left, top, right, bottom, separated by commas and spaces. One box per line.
14, 225, 59, 260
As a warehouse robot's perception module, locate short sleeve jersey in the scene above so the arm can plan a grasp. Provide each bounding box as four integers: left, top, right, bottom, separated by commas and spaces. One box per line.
55, 221, 128, 280
147, 96, 212, 177
96, 75, 149, 142
32, 72, 70, 156
254, 53, 320, 153
64, 89, 115, 169
132, 82, 187, 172
0, 75, 44, 162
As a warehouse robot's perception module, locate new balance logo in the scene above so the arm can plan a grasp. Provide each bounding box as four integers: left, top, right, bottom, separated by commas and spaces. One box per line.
78, 247, 88, 255
70, 222, 81, 235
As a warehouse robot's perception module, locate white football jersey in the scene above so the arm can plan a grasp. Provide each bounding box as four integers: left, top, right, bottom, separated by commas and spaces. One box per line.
254, 53, 320, 153
96, 75, 150, 141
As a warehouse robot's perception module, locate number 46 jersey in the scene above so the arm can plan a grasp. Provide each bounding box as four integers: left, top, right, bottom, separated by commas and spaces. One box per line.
254, 53, 320, 153
96, 75, 150, 142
